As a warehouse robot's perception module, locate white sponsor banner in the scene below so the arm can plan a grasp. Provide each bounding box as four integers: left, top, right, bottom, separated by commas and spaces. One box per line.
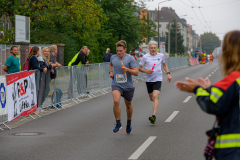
7, 71, 37, 121
0, 76, 8, 116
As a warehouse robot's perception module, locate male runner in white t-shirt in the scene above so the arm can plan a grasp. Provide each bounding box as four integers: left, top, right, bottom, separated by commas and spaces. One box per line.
139, 41, 172, 124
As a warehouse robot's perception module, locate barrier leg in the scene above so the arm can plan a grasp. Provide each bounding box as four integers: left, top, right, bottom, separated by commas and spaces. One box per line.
2, 121, 11, 130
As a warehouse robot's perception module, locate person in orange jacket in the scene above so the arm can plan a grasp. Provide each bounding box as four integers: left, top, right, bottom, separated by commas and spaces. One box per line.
209, 53, 213, 64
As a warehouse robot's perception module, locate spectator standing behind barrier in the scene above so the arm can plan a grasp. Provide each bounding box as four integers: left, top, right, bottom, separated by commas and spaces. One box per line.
3, 46, 20, 74
37, 47, 54, 112
27, 46, 47, 113
175, 30, 240, 160
68, 46, 89, 98
130, 48, 138, 60
49, 45, 62, 68
103, 48, 112, 62
103, 48, 112, 79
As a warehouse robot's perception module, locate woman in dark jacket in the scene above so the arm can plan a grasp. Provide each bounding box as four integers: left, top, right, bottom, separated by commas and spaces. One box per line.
27, 47, 47, 72
103, 48, 112, 62
27, 46, 47, 113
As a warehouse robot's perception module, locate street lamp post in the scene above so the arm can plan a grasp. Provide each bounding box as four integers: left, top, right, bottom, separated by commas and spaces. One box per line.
158, 0, 171, 49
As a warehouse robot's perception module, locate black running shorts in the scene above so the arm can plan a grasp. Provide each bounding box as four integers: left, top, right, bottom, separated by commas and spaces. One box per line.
112, 85, 135, 101
146, 81, 162, 93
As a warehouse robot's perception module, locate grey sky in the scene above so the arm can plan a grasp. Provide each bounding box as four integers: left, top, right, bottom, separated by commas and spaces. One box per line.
137, 0, 240, 40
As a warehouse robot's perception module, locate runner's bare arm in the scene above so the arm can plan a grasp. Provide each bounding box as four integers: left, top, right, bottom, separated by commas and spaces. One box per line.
109, 63, 114, 78
162, 62, 172, 82
125, 67, 138, 76
139, 65, 153, 74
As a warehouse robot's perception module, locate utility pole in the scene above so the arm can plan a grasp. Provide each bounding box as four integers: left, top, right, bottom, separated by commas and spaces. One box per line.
175, 19, 177, 55
200, 35, 202, 53
168, 22, 170, 54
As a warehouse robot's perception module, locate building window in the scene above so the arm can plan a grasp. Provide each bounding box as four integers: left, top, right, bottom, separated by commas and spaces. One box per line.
158, 24, 161, 28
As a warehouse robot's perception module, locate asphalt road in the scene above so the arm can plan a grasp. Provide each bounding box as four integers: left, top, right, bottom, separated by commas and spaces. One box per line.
0, 60, 222, 160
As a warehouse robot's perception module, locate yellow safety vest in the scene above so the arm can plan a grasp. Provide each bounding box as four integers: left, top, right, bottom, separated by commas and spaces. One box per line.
16, 54, 21, 70
68, 52, 82, 68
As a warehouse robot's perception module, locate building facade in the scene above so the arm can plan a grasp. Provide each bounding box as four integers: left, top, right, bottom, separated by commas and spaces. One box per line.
148, 7, 188, 52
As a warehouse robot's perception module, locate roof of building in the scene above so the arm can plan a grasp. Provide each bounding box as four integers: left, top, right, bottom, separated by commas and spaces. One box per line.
148, 7, 187, 26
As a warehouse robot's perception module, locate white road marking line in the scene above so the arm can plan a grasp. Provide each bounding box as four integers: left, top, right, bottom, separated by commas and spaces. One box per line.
183, 96, 192, 103
165, 111, 179, 122
128, 136, 157, 160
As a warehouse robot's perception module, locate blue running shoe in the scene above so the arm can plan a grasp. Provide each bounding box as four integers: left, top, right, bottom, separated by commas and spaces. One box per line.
113, 123, 122, 133
126, 124, 132, 134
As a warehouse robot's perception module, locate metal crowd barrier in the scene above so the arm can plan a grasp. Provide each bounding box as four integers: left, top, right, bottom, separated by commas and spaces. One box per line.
0, 56, 189, 130
31, 57, 189, 110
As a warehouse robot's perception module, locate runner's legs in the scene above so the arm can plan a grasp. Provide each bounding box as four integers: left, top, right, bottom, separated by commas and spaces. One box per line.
112, 90, 121, 120
149, 90, 160, 116
124, 99, 133, 120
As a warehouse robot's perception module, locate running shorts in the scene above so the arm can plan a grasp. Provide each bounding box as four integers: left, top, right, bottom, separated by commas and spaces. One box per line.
146, 81, 162, 93
112, 85, 135, 101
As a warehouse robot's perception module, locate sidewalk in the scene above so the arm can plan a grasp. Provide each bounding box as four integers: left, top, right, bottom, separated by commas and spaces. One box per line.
1, 87, 114, 130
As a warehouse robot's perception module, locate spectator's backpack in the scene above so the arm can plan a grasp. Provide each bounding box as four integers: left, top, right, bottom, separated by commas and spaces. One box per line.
23, 60, 30, 71
51, 88, 63, 108
22, 56, 33, 71
104, 53, 112, 62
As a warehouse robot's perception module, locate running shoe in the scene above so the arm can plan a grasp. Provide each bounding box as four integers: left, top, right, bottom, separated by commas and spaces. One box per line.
113, 123, 122, 133
126, 124, 132, 134
149, 116, 156, 124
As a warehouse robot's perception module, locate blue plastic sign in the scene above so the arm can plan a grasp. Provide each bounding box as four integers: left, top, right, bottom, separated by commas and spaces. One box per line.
0, 83, 6, 108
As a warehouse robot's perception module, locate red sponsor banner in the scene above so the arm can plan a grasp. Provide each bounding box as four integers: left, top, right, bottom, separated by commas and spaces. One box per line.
7, 71, 34, 85
189, 58, 199, 66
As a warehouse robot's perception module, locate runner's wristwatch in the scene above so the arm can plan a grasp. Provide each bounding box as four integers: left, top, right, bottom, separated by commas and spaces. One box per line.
166, 72, 170, 74
109, 70, 113, 74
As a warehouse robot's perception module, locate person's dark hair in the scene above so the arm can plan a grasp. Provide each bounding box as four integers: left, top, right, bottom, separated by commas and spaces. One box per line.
130, 48, 135, 56
10, 46, 19, 54
26, 46, 39, 61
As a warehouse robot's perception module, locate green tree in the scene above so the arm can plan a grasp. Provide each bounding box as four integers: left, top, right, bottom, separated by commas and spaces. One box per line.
165, 20, 184, 54
0, 0, 107, 64
139, 9, 157, 43
95, 0, 142, 54
201, 32, 221, 54
1, 0, 155, 64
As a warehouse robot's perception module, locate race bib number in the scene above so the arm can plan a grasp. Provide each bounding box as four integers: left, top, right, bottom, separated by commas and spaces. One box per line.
116, 74, 127, 83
